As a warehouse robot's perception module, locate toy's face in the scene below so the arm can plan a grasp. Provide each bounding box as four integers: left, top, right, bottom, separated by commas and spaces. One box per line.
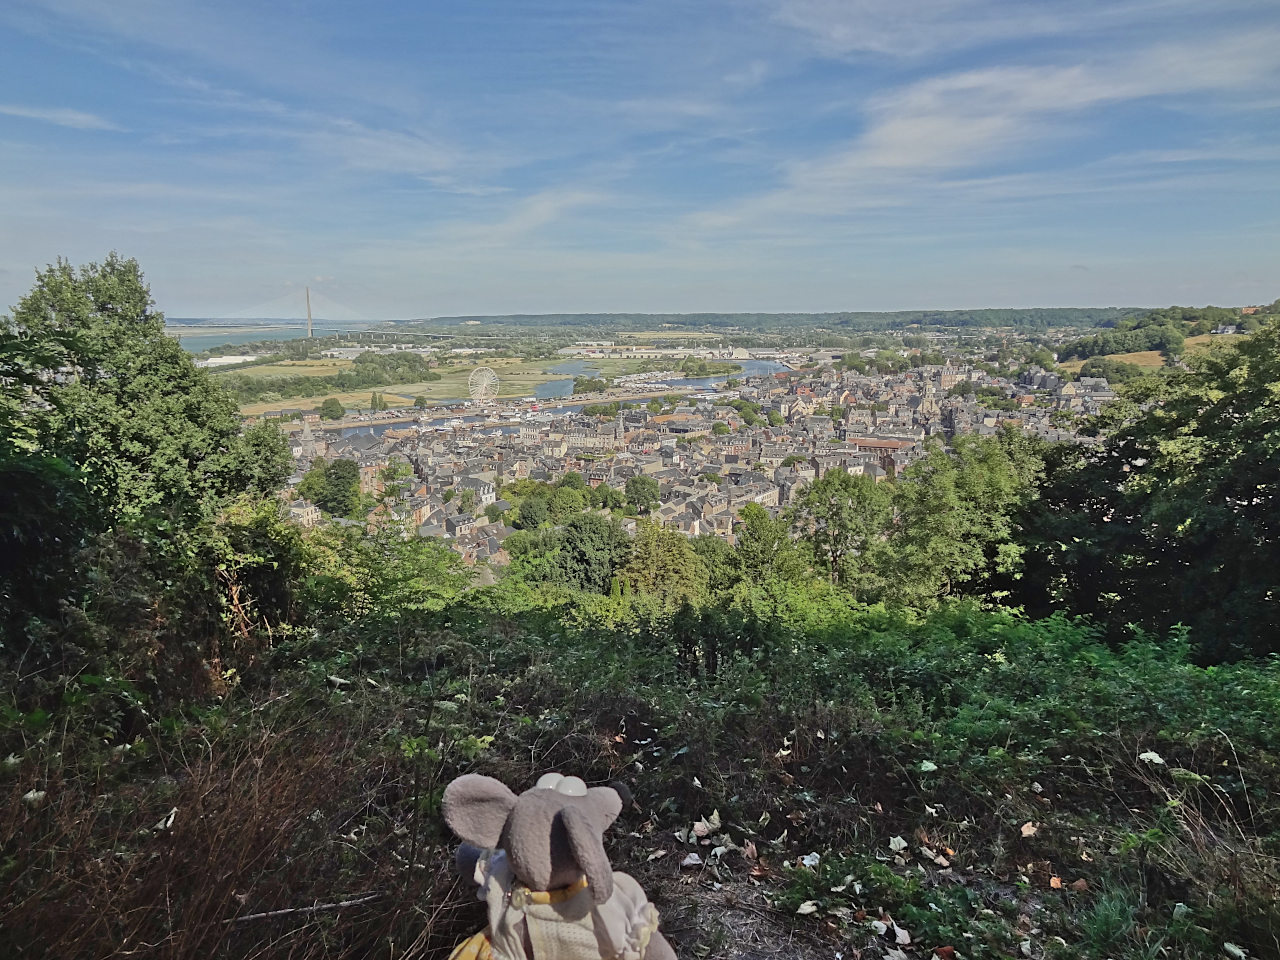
443, 773, 624, 903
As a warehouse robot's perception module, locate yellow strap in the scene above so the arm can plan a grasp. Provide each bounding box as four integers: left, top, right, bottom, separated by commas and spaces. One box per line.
516, 875, 589, 906
448, 931, 492, 960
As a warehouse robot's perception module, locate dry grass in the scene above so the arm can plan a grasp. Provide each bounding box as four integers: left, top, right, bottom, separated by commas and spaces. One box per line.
1058, 332, 1244, 375
0, 700, 478, 960
214, 360, 355, 380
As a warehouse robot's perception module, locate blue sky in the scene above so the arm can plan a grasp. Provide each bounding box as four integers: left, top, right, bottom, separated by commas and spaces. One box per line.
2, 0, 1278, 319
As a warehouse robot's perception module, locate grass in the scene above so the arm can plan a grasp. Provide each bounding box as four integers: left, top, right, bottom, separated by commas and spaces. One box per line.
1058, 333, 1244, 376
233, 356, 681, 414
6, 579, 1277, 959
213, 359, 355, 379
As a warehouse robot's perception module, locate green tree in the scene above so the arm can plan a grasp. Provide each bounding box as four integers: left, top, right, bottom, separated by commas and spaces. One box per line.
734, 502, 807, 583
766, 410, 784, 427
518, 496, 550, 529
553, 513, 631, 593
890, 432, 1040, 603
458, 488, 477, 514
230, 420, 292, 495
319, 397, 345, 420
691, 534, 738, 593
8, 254, 270, 527
624, 474, 660, 514
299, 458, 360, 516
621, 520, 707, 601
558, 470, 587, 491
589, 483, 625, 510
414, 395, 429, 408
789, 470, 893, 598
1017, 320, 1280, 658
549, 486, 585, 522
647, 398, 663, 414
712, 422, 731, 436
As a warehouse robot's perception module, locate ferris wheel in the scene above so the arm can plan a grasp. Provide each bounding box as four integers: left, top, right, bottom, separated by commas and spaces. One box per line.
468, 365, 500, 402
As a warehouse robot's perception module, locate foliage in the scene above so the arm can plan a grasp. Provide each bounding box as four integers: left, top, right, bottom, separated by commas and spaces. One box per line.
6, 254, 281, 528
734, 502, 808, 584
620, 520, 708, 601
298, 458, 361, 516
789, 471, 893, 598
891, 431, 1042, 602
319, 397, 346, 419
218, 352, 441, 403
1078, 355, 1147, 384
624, 474, 660, 513
1015, 319, 1280, 657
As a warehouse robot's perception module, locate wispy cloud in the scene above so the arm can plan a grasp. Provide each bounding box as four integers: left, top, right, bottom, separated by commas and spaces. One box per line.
0, 103, 120, 130
769, 0, 1261, 58
689, 29, 1280, 232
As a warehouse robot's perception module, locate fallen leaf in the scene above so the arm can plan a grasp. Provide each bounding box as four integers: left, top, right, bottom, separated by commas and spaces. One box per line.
1020, 821, 1038, 838
889, 835, 908, 853
680, 853, 703, 868
1049, 876, 1062, 889
934, 949, 957, 960
1138, 751, 1166, 765
799, 852, 820, 869
920, 760, 938, 773
893, 922, 912, 945
870, 919, 888, 936
796, 901, 819, 915
646, 849, 668, 862
743, 840, 758, 861
21, 789, 46, 808
1223, 943, 1248, 959
1069, 878, 1089, 892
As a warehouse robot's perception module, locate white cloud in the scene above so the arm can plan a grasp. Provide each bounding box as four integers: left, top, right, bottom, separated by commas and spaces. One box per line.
689, 29, 1280, 230
768, 0, 1260, 59
0, 103, 120, 130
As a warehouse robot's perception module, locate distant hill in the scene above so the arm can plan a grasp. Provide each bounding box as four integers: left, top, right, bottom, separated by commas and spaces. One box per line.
399, 307, 1148, 333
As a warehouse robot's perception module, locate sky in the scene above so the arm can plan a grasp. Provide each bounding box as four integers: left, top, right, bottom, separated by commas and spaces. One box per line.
2, 0, 1279, 319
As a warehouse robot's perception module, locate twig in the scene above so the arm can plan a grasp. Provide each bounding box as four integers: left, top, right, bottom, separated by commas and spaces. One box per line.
225, 892, 381, 924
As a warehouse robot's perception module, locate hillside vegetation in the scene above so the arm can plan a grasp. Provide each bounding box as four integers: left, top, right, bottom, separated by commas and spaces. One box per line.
2, 258, 1278, 959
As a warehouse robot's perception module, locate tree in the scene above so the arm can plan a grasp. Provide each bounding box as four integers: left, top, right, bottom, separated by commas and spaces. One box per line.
484, 503, 505, 523
1016, 320, 1280, 658
712, 422, 731, 436
299, 458, 360, 516
558, 471, 587, 491
789, 470, 893, 598
230, 420, 292, 495
590, 483, 625, 510
691, 534, 738, 593
621, 521, 707, 601
647, 398, 663, 414
890, 432, 1040, 604
734, 502, 807, 583
625, 474, 660, 514
767, 410, 784, 427
518, 496, 550, 529
320, 397, 345, 420
549, 486, 585, 522
414, 395, 429, 408
554, 513, 631, 593
458, 489, 477, 514
7, 254, 264, 527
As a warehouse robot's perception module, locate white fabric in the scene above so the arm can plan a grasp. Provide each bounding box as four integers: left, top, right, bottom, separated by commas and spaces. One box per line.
474, 850, 659, 960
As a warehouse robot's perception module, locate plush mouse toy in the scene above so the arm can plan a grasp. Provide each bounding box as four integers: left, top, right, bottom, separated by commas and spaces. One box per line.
443, 772, 677, 960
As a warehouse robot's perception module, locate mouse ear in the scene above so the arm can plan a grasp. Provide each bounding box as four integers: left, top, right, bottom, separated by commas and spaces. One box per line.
561, 804, 615, 904
442, 775, 517, 849
586, 785, 624, 827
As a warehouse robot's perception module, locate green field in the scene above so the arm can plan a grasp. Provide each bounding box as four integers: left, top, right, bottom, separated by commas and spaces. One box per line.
213, 359, 354, 378
1058, 332, 1242, 375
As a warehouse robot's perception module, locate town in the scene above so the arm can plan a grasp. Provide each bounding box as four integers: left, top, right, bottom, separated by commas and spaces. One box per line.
276, 347, 1117, 572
